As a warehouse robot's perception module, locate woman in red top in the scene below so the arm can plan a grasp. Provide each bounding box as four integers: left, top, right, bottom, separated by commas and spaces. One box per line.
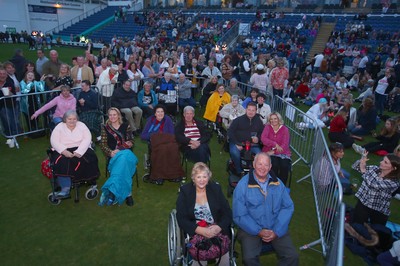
294, 79, 310, 99
328, 109, 354, 148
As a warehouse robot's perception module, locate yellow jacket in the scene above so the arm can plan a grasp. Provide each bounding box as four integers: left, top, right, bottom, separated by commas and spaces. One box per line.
203, 92, 231, 122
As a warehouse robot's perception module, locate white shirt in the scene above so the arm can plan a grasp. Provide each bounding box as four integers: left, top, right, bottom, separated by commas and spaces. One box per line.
314, 54, 324, 67
359, 56, 369, 68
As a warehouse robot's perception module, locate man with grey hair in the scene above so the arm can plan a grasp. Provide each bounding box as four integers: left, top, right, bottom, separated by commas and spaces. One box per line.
177, 73, 196, 109
175, 106, 211, 163
233, 152, 298, 266
42, 50, 63, 89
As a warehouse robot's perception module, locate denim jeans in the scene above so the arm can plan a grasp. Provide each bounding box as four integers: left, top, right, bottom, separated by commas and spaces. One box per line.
57, 176, 71, 191
375, 92, 387, 116
229, 142, 261, 174
0, 106, 20, 136
178, 97, 196, 109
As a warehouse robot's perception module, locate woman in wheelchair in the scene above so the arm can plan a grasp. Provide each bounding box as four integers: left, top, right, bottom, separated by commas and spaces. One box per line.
99, 107, 138, 206
203, 84, 231, 125
140, 104, 184, 184
176, 162, 232, 266
140, 104, 174, 141
50, 110, 100, 198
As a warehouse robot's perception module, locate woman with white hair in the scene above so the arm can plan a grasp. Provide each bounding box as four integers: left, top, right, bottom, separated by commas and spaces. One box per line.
219, 95, 246, 129
250, 64, 268, 92
50, 110, 100, 198
225, 78, 245, 100
298, 98, 330, 129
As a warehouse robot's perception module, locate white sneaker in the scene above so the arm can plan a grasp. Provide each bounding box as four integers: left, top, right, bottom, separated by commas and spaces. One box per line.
296, 122, 307, 130
395, 194, 400, 200
6, 139, 14, 148
352, 143, 365, 155
96, 136, 101, 142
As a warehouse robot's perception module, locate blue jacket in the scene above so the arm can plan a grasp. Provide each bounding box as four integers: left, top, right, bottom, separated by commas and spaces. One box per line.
137, 89, 158, 108
233, 170, 294, 238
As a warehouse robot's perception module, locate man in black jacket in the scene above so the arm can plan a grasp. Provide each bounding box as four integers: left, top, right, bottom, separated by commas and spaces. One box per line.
111, 79, 143, 134
228, 102, 264, 175
77, 80, 101, 141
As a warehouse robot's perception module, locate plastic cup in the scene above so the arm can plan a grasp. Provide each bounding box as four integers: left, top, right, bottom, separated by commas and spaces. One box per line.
2, 87, 9, 96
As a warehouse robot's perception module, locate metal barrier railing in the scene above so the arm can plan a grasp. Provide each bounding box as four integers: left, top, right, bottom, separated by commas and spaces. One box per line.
0, 87, 87, 148
298, 127, 344, 266
272, 96, 317, 168
272, 95, 344, 265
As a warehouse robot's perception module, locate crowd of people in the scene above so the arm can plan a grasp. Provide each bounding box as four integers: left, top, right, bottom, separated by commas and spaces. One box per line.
1, 8, 400, 265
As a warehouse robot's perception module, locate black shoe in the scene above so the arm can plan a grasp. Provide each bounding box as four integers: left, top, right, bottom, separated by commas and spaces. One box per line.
125, 196, 134, 206
168, 177, 183, 183
150, 179, 164, 185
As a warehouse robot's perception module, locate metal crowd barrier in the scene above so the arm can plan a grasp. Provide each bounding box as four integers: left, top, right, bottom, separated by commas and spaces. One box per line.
298, 127, 344, 266
273, 96, 317, 168
0, 87, 87, 148
272, 96, 344, 265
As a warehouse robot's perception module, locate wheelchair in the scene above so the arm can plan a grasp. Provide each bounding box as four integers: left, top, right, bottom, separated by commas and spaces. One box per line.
167, 209, 237, 266
142, 133, 185, 185
226, 143, 255, 198
44, 149, 99, 205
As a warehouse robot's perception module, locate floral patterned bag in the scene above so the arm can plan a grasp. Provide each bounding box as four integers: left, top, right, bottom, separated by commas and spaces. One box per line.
188, 232, 230, 265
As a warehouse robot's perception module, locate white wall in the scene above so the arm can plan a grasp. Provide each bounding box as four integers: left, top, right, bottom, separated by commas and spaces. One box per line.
0, 0, 30, 32
0, 0, 100, 33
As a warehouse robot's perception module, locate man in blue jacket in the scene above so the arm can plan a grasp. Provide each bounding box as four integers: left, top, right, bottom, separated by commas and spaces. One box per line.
233, 152, 299, 266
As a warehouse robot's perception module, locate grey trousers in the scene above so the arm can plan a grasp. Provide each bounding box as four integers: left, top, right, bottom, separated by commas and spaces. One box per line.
120, 107, 143, 131
237, 228, 299, 266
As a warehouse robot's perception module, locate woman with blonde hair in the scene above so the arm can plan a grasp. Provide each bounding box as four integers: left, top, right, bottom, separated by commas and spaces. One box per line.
176, 162, 232, 266
99, 107, 137, 206
261, 112, 291, 185
53, 63, 74, 91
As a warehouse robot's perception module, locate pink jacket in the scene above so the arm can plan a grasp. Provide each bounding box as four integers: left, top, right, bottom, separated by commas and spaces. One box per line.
34, 94, 76, 119
50, 121, 91, 156
261, 124, 291, 157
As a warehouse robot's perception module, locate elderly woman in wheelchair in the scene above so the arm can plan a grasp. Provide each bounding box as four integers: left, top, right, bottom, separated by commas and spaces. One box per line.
175, 162, 233, 265
140, 104, 184, 185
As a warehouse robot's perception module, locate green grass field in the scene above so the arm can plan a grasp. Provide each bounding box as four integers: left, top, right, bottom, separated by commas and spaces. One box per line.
0, 43, 398, 265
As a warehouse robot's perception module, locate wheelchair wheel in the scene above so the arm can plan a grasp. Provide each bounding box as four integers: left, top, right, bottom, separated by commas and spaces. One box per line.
168, 209, 182, 266
47, 192, 61, 205
142, 173, 151, 183
85, 187, 99, 200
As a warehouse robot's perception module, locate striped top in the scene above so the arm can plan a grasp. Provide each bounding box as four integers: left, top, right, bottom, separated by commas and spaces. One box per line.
184, 122, 200, 141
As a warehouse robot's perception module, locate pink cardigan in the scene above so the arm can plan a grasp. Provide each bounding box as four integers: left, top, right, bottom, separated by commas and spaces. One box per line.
261, 124, 291, 157
34, 95, 76, 119
50, 121, 91, 156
